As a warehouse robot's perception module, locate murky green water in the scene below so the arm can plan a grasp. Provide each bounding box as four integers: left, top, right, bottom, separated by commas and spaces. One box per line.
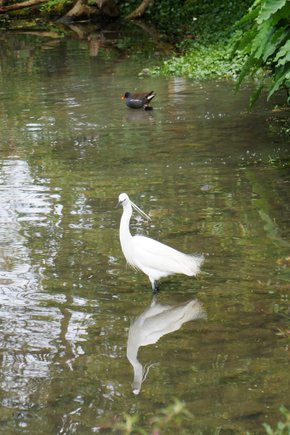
0, 29, 289, 434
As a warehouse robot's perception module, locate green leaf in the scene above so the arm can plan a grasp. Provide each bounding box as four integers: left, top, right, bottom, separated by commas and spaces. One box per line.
257, 0, 287, 24
249, 83, 264, 108
262, 27, 288, 61
262, 422, 274, 434
251, 22, 273, 59
268, 68, 290, 99
235, 26, 258, 54
271, 2, 290, 26
279, 405, 290, 417
275, 40, 290, 66
236, 55, 259, 88
236, 0, 261, 26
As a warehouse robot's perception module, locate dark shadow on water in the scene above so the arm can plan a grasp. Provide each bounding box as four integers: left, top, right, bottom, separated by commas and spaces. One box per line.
123, 109, 156, 124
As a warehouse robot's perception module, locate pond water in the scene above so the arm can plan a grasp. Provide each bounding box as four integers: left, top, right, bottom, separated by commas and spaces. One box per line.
0, 26, 289, 434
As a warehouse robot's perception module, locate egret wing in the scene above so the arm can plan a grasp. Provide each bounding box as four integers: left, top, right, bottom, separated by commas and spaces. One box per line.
133, 235, 203, 276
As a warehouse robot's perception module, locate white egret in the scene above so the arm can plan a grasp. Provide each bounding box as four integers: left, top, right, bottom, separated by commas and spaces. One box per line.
127, 297, 205, 394
117, 193, 204, 292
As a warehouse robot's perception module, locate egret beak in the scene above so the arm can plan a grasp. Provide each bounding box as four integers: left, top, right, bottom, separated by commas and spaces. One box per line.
130, 200, 151, 221
116, 200, 121, 208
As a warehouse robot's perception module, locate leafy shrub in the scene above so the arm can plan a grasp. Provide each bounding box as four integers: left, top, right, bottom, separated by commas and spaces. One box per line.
263, 406, 290, 435
150, 0, 251, 80
113, 399, 193, 434
152, 34, 246, 80
113, 401, 290, 434
235, 0, 290, 105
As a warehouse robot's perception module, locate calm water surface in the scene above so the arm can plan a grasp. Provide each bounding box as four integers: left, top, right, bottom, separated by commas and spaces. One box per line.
0, 29, 289, 434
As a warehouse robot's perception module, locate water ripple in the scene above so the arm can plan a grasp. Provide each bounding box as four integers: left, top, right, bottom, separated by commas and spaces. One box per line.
0, 158, 92, 408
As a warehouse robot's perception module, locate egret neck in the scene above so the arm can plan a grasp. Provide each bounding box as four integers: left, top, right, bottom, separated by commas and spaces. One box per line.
119, 198, 135, 267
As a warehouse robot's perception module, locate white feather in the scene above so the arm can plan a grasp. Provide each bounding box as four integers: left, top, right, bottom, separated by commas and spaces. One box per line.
118, 193, 204, 291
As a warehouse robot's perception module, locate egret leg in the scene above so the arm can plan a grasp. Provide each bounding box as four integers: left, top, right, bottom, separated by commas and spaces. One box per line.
149, 277, 159, 294
152, 281, 159, 294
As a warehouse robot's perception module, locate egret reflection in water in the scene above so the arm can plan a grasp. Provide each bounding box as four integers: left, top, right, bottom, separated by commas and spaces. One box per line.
126, 296, 205, 394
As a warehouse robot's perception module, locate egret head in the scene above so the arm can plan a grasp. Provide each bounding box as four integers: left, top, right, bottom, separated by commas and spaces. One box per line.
117, 193, 151, 220
118, 192, 129, 206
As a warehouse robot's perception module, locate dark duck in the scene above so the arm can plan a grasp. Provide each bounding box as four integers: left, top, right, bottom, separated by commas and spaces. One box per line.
122, 91, 156, 110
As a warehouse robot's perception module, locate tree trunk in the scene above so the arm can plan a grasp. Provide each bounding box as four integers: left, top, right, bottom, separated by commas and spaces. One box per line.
64, 0, 96, 20
0, 0, 48, 13
126, 0, 153, 20
64, 0, 119, 20
0, 0, 119, 17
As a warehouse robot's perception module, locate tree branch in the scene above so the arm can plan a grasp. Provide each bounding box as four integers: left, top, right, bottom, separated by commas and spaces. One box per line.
63, 0, 119, 20
0, 0, 48, 13
126, 0, 153, 20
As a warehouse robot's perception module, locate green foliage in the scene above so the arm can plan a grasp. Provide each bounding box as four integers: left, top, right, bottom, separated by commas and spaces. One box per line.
114, 401, 290, 434
121, 0, 199, 42
235, 0, 290, 105
150, 1, 251, 80
39, 0, 72, 15
145, 0, 252, 42
113, 399, 193, 434
114, 414, 147, 435
152, 35, 247, 80
263, 406, 290, 435
148, 0, 289, 105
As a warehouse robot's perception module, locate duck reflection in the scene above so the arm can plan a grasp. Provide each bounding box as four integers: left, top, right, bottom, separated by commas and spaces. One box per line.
124, 110, 155, 124
126, 296, 205, 394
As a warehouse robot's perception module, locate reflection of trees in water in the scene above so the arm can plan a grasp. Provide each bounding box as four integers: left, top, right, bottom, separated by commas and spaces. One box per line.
0, 159, 91, 425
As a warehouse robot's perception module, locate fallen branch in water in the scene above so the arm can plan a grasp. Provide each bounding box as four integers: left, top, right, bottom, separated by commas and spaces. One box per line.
0, 0, 48, 13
